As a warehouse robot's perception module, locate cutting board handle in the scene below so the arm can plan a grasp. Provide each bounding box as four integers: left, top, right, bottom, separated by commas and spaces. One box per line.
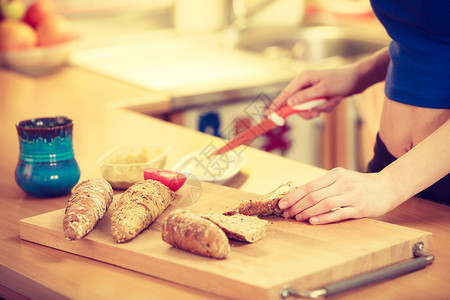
280, 242, 434, 298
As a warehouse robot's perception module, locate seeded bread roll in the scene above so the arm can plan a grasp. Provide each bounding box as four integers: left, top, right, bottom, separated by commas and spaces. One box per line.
161, 209, 230, 259
63, 178, 113, 240
111, 179, 174, 243
198, 212, 268, 243
224, 181, 295, 216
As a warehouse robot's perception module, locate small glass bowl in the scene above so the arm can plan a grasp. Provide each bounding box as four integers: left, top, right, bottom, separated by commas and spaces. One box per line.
97, 144, 170, 190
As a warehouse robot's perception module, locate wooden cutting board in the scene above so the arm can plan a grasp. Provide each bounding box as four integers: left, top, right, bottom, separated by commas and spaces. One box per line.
19, 181, 432, 299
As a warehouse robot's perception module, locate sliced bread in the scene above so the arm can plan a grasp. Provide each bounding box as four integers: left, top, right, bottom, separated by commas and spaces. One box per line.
224, 181, 295, 217
198, 212, 268, 243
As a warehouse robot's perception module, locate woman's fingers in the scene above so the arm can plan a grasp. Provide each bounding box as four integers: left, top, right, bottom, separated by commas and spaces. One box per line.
282, 184, 343, 219
286, 84, 326, 107
279, 168, 367, 224
308, 206, 356, 225
265, 72, 315, 115
278, 171, 337, 211
281, 71, 315, 99
292, 192, 359, 222
295, 110, 321, 120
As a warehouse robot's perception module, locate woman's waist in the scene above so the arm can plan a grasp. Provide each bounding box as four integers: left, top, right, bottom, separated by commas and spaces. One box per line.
379, 99, 450, 158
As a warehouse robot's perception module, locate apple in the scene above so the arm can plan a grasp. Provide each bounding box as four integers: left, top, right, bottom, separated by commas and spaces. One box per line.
0, 19, 37, 51
23, 0, 56, 28
0, 0, 26, 20
35, 14, 74, 46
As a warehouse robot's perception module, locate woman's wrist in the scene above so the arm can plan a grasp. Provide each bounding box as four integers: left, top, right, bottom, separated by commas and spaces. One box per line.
377, 168, 410, 209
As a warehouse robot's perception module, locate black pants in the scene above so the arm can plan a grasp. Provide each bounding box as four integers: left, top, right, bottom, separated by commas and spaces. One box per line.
366, 134, 450, 205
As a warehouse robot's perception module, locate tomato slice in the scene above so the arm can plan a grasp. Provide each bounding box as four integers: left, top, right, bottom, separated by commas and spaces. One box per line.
144, 168, 187, 192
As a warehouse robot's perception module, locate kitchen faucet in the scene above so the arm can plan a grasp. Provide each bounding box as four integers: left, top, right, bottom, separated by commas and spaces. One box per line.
230, 0, 278, 32
226, 0, 278, 46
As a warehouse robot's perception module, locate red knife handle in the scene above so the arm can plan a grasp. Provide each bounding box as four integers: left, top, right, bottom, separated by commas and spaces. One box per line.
269, 106, 297, 126
275, 105, 298, 119
270, 98, 327, 126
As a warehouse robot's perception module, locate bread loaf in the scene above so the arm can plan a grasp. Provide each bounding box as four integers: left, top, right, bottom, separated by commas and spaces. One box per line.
198, 212, 268, 243
111, 179, 174, 243
224, 181, 295, 216
161, 209, 230, 259
63, 178, 113, 240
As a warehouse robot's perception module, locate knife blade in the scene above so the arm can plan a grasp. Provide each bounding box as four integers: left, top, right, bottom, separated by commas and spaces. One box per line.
210, 98, 326, 156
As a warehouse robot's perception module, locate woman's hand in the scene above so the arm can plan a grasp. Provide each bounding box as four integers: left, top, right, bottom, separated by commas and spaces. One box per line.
265, 66, 360, 119
265, 47, 390, 119
278, 168, 402, 225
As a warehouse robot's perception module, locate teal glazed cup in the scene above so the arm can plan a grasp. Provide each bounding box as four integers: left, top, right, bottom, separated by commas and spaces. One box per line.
15, 116, 80, 197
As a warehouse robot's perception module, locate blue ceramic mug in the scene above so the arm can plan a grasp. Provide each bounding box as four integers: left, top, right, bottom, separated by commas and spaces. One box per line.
15, 116, 80, 197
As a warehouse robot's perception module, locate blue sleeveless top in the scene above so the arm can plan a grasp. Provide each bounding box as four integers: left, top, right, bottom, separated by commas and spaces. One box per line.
370, 0, 450, 108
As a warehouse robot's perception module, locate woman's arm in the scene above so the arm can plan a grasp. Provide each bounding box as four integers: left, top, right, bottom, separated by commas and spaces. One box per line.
380, 117, 450, 204
352, 46, 391, 94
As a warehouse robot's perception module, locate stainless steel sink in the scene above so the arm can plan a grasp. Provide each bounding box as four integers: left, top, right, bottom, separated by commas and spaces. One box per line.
235, 26, 389, 62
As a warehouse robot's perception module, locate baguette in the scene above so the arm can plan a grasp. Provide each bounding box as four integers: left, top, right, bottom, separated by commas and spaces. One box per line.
224, 181, 295, 216
111, 179, 174, 243
63, 178, 113, 240
198, 212, 268, 243
161, 209, 230, 259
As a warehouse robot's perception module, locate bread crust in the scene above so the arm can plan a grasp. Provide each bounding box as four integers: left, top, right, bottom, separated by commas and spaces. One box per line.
111, 180, 174, 243
161, 209, 230, 259
224, 181, 295, 216
63, 178, 113, 240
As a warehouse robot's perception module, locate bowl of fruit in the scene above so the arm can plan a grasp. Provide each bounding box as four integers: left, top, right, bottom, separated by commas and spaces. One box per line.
0, 0, 79, 76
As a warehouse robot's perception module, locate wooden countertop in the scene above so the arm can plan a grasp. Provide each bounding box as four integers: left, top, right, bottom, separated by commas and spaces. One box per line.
0, 67, 449, 300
